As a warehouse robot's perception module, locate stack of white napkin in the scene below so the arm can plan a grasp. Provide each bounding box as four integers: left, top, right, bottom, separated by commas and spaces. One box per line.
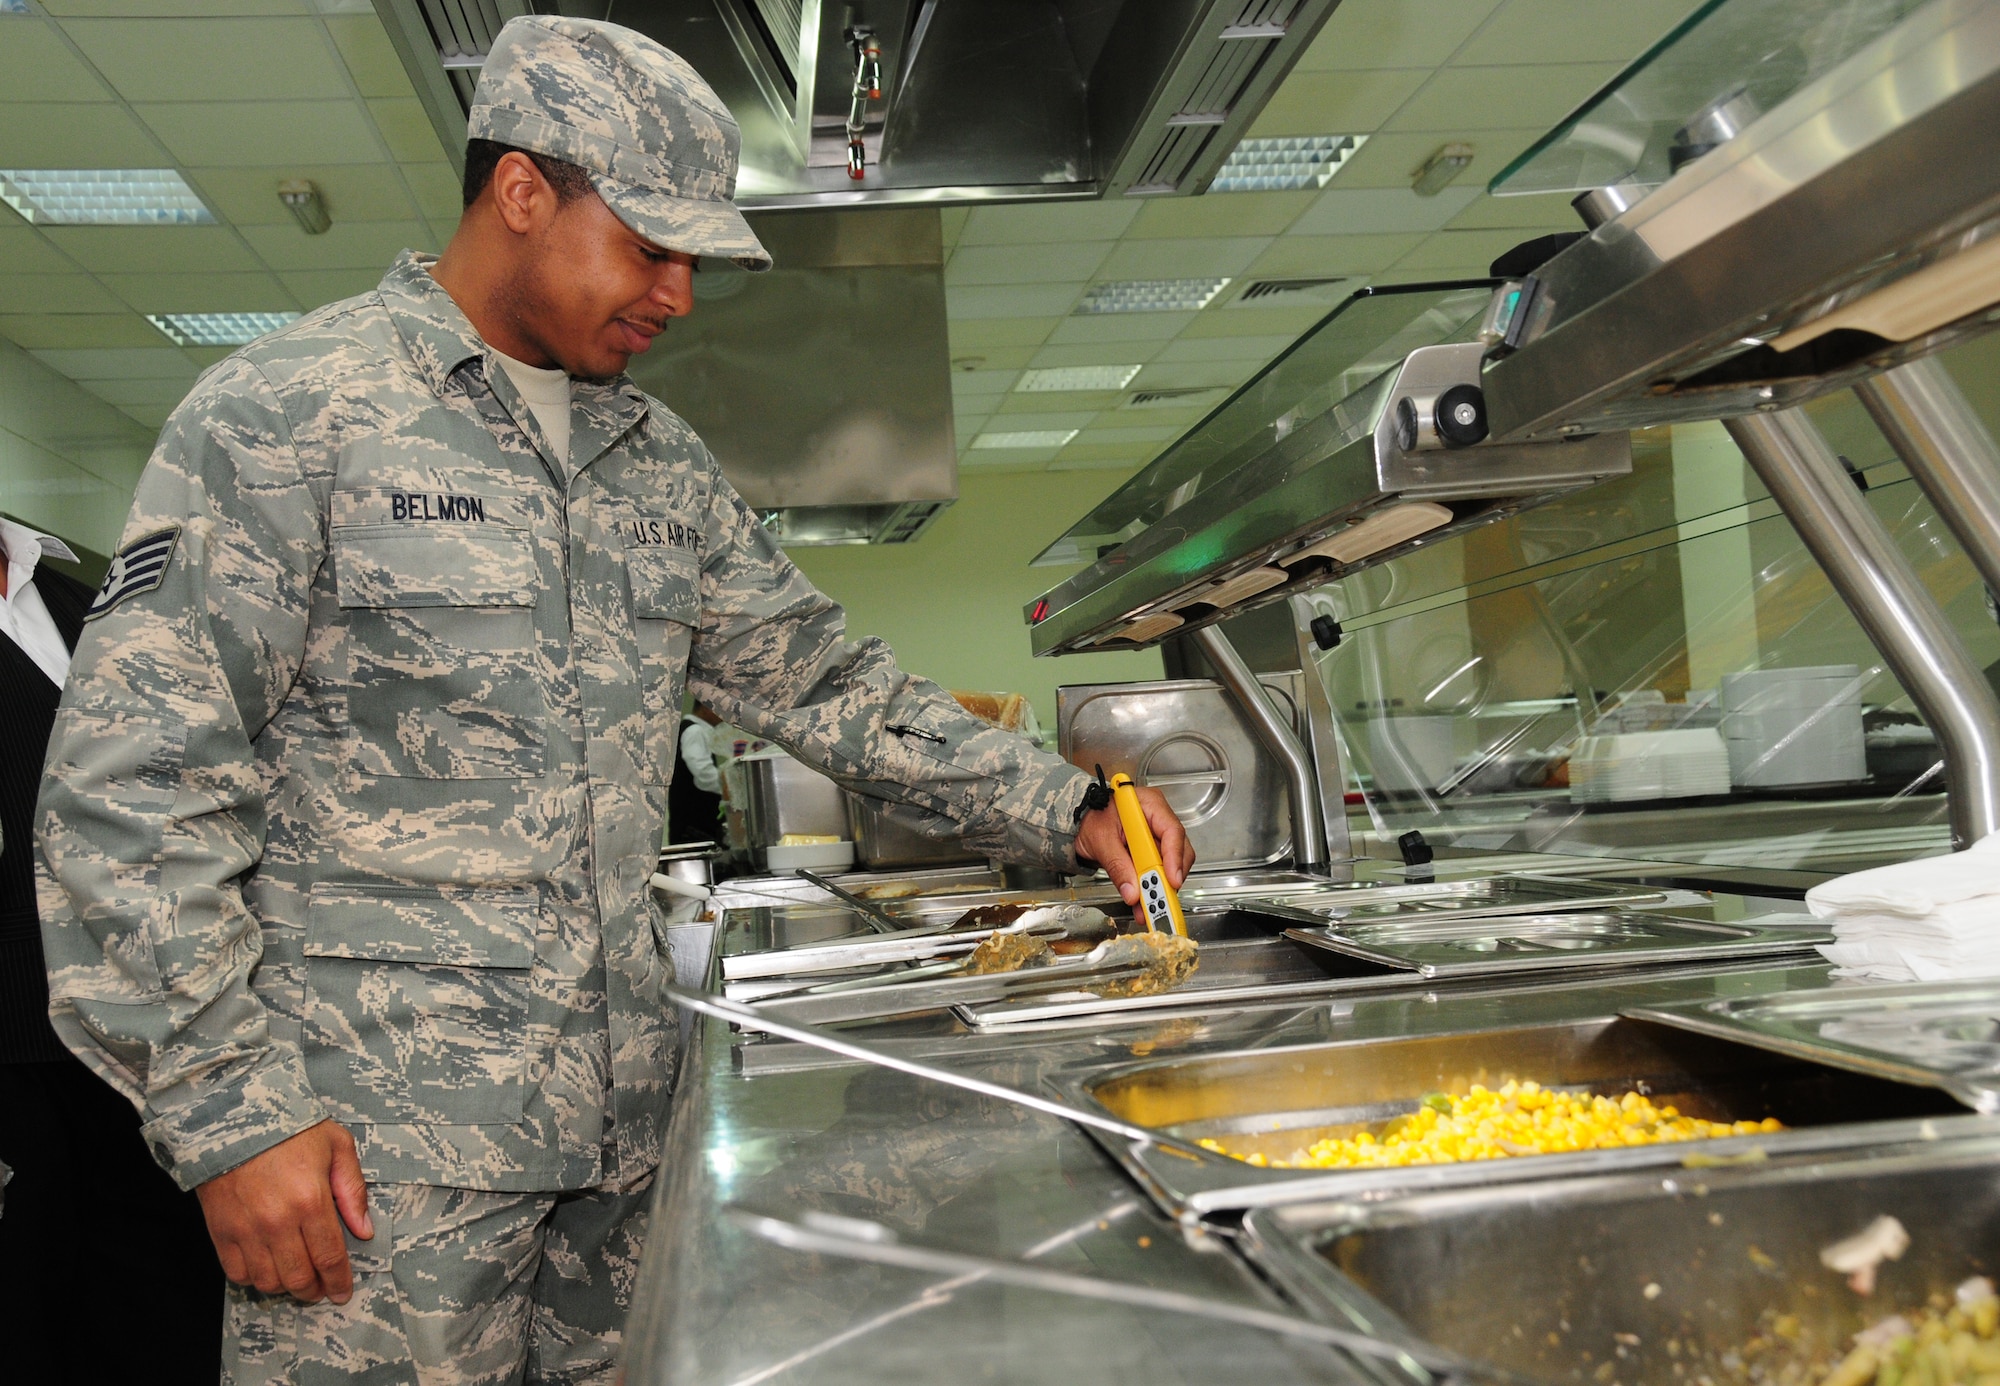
1808, 833, 2000, 981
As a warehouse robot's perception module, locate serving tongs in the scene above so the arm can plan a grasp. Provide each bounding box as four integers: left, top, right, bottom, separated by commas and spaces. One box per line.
719, 913, 1075, 983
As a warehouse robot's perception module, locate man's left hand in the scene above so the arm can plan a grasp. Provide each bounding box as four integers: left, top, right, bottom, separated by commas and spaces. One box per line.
1075, 786, 1195, 909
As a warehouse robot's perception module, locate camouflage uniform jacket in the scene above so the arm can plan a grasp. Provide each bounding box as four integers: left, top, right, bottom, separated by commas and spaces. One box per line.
35, 251, 1092, 1194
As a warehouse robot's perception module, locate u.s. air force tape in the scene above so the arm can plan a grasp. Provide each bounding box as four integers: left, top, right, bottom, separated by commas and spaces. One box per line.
85, 526, 181, 622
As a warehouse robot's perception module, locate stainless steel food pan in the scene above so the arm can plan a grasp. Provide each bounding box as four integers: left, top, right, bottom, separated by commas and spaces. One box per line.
1054, 1013, 1972, 1218
1283, 911, 1830, 979
1264, 875, 1667, 922
1243, 1137, 2000, 1386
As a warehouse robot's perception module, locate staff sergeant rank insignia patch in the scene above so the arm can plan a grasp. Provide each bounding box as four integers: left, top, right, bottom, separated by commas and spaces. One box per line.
86, 526, 181, 622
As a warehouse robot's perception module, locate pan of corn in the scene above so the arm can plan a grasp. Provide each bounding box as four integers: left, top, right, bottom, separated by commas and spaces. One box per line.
1052, 1006, 1975, 1220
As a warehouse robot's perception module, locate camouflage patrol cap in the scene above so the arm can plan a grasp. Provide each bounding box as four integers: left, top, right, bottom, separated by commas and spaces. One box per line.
470, 15, 771, 271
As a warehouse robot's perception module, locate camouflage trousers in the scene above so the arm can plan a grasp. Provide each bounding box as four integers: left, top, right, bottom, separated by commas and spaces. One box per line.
222, 1171, 653, 1386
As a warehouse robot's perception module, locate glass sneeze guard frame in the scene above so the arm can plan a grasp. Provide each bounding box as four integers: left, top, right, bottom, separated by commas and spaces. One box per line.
1489, 0, 1934, 198
1030, 281, 1499, 568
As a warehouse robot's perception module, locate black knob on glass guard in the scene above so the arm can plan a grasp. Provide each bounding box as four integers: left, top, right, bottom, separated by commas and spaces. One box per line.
1434, 384, 1488, 448
1309, 615, 1344, 651
1393, 396, 1420, 452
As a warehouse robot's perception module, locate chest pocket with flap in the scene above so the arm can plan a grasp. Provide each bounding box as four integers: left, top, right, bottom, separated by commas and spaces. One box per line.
334, 520, 546, 780
625, 543, 699, 785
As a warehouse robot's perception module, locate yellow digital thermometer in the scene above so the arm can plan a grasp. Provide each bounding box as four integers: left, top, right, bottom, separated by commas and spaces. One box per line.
1109, 772, 1187, 937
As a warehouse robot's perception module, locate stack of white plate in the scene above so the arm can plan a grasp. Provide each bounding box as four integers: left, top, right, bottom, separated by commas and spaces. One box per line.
1569, 728, 1734, 803
1720, 665, 1867, 789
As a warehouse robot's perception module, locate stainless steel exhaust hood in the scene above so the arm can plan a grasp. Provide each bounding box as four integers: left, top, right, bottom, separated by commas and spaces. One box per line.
373, 0, 1341, 204
626, 206, 957, 546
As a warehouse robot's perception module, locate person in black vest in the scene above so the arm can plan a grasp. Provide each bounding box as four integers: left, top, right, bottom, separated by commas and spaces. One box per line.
0, 518, 222, 1385
668, 703, 725, 848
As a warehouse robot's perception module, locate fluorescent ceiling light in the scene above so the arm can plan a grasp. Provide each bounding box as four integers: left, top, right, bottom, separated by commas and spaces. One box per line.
0, 169, 215, 226
148, 312, 299, 347
971, 429, 1078, 449
1075, 278, 1231, 315
0, 1, 30, 13
1016, 365, 1143, 392
1210, 135, 1366, 193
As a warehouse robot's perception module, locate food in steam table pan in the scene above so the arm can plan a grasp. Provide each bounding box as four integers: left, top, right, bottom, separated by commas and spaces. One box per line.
1197, 1079, 1783, 1169
1716, 1276, 2000, 1386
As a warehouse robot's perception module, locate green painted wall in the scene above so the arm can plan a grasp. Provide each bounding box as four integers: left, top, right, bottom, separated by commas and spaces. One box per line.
788, 469, 1165, 732
0, 335, 154, 575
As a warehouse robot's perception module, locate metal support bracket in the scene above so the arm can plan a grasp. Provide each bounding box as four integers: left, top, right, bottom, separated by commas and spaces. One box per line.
1725, 408, 2000, 847
1190, 624, 1332, 874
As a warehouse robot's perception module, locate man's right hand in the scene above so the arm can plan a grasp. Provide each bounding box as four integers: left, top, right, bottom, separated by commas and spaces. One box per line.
196, 1119, 374, 1305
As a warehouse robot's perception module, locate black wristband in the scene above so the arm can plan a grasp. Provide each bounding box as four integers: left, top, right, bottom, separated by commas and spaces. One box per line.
1073, 763, 1113, 825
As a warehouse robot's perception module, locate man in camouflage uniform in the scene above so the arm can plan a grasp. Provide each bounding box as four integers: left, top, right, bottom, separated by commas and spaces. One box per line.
34, 14, 1190, 1385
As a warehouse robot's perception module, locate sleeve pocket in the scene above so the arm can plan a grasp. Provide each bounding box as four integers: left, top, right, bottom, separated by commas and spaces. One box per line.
301, 883, 540, 1126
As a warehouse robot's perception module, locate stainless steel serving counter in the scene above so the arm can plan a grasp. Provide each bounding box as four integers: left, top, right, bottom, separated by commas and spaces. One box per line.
619, 860, 1889, 1386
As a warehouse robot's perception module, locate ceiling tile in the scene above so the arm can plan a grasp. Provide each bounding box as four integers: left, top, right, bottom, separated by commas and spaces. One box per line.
1392, 228, 1542, 272
1028, 342, 1169, 369
279, 267, 386, 308
100, 270, 295, 312
946, 241, 1112, 287
1076, 423, 1178, 444
0, 228, 80, 275
1097, 237, 1269, 279
1178, 306, 1325, 339
1154, 334, 1295, 364
30, 346, 197, 379
1049, 449, 1154, 471
323, 13, 416, 100
0, 19, 114, 101
1290, 186, 1480, 235
1449, 191, 1583, 229
186, 164, 416, 226
977, 409, 1098, 431
1045, 313, 1192, 345
117, 403, 174, 429
137, 99, 380, 166
0, 274, 126, 313
240, 218, 428, 270
957, 200, 1142, 246
1468, 0, 1703, 65
41, 225, 259, 274
945, 284, 1083, 320
941, 343, 1037, 371
1248, 69, 1428, 139
946, 317, 1060, 349
62, 18, 347, 102
403, 163, 462, 223
1386, 64, 1622, 133
0, 313, 165, 349
0, 102, 163, 165
949, 367, 1020, 396
367, 97, 448, 163
1127, 191, 1315, 239
81, 376, 195, 408
1245, 232, 1423, 276
1130, 361, 1251, 389
1293, 0, 1502, 72
1332, 129, 1546, 191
